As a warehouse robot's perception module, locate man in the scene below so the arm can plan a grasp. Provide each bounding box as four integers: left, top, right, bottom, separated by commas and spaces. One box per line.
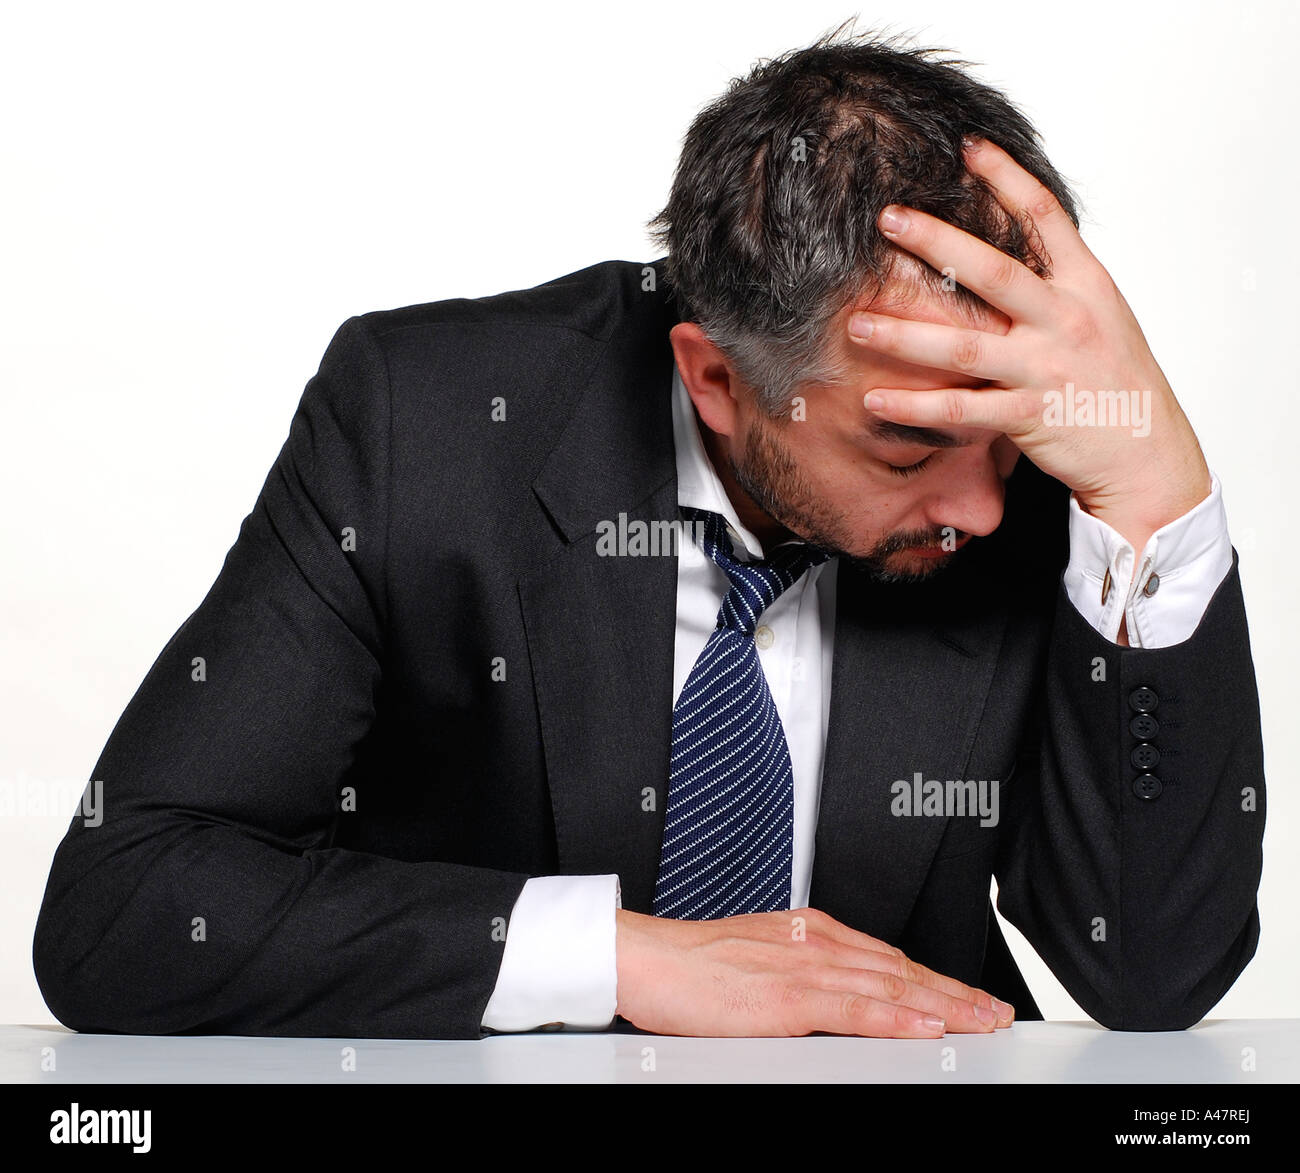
33, 28, 1264, 1040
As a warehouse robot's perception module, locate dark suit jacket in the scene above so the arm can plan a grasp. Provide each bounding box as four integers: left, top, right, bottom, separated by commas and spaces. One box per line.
32, 257, 1266, 1038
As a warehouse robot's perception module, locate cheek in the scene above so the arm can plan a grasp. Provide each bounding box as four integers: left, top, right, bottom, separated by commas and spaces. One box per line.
790, 430, 858, 499
815, 431, 897, 508
788, 423, 925, 531
815, 448, 913, 528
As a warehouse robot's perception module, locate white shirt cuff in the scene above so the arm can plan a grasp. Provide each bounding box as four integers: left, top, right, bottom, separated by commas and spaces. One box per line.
479, 874, 621, 1032
1063, 471, 1232, 648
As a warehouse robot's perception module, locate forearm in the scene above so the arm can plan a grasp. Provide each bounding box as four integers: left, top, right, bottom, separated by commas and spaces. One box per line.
996, 557, 1265, 1029
34, 805, 531, 1039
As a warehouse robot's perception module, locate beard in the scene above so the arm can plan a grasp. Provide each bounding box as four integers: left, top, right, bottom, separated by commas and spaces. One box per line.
727, 411, 968, 585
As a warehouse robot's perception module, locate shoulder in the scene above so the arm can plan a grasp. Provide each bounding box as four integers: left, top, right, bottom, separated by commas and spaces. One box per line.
351, 258, 672, 351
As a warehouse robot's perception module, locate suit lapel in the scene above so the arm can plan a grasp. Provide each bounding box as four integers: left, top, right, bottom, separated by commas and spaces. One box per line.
810, 557, 1009, 940
517, 493, 680, 915
518, 261, 681, 913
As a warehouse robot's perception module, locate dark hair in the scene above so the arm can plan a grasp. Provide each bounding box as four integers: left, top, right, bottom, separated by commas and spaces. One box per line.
647, 19, 1082, 414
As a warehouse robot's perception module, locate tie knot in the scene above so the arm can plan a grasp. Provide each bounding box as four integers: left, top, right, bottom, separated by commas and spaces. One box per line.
682, 507, 832, 636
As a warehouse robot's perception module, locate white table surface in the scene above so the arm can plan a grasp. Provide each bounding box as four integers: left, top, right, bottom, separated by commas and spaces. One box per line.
3, 1020, 1297, 1083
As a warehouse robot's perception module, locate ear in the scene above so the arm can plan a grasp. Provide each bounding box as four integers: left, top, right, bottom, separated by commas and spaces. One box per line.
669, 322, 745, 439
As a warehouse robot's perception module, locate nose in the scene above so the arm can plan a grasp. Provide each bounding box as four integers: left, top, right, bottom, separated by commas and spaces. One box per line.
925, 440, 1010, 539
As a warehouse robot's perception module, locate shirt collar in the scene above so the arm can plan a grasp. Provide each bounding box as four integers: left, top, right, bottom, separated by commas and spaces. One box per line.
671, 360, 777, 562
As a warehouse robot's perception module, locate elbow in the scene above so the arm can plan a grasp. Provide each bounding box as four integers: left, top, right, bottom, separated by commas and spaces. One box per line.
1093, 1003, 1209, 1033
1091, 910, 1261, 1033
32, 874, 130, 1034
32, 900, 98, 1033
32, 849, 147, 1035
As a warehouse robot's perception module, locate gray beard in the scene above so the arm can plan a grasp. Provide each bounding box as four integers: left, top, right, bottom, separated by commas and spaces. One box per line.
727, 435, 959, 585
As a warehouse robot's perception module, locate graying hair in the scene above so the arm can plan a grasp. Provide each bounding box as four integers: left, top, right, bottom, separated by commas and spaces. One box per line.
647, 19, 1081, 416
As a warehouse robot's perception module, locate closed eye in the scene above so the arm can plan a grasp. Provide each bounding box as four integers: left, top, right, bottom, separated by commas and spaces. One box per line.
887, 454, 935, 478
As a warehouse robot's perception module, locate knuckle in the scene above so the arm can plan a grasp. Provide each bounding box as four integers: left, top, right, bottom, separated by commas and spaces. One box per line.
1011, 389, 1043, 430
950, 333, 982, 373
877, 971, 908, 1002
775, 982, 817, 1036
1029, 184, 1061, 221
878, 949, 906, 969
945, 992, 973, 1020
872, 951, 900, 977
840, 991, 871, 1022
983, 253, 1019, 292
894, 1004, 924, 1033
942, 391, 968, 426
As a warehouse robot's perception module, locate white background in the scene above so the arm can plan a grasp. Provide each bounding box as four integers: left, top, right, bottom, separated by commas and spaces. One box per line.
2, 0, 1296, 1026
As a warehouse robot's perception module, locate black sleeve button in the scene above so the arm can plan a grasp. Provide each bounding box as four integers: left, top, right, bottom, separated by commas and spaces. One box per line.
1129, 686, 1159, 713
1130, 713, 1159, 739
1132, 743, 1161, 770
1132, 774, 1163, 800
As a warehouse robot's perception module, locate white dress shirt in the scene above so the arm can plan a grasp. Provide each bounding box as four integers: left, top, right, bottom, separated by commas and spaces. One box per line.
479, 362, 1234, 1032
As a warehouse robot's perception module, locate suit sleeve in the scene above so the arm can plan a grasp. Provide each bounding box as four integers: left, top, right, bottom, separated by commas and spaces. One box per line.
994, 552, 1265, 1030
32, 315, 532, 1040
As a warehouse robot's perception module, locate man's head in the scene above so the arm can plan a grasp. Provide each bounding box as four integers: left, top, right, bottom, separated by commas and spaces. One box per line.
648, 22, 1082, 582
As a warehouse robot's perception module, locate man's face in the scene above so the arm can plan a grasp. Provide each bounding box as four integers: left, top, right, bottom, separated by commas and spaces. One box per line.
677, 268, 1022, 583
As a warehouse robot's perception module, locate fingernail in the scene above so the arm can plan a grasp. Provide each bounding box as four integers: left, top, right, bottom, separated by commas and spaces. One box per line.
864, 392, 884, 412
973, 1003, 997, 1025
879, 206, 908, 235
922, 1015, 946, 1032
849, 313, 874, 340
993, 998, 1015, 1022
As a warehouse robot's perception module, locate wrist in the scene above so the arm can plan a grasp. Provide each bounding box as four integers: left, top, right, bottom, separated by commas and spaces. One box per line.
614, 908, 649, 1019
1077, 464, 1211, 552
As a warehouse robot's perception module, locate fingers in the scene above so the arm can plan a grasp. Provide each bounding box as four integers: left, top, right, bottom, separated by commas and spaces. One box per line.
856, 136, 1096, 335
863, 385, 1040, 437
626, 909, 1017, 1039
961, 135, 1096, 275
791, 987, 949, 1039
896, 955, 1013, 1023
811, 965, 1005, 1033
818, 939, 1013, 1027
874, 200, 1055, 327
794, 909, 1014, 1026
848, 309, 1029, 385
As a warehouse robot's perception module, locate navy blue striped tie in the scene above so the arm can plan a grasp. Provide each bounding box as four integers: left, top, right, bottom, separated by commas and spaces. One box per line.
653, 507, 832, 920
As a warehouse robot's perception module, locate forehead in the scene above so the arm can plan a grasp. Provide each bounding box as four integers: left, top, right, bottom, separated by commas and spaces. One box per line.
814, 257, 1010, 395
806, 260, 1010, 446
851, 254, 1010, 332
